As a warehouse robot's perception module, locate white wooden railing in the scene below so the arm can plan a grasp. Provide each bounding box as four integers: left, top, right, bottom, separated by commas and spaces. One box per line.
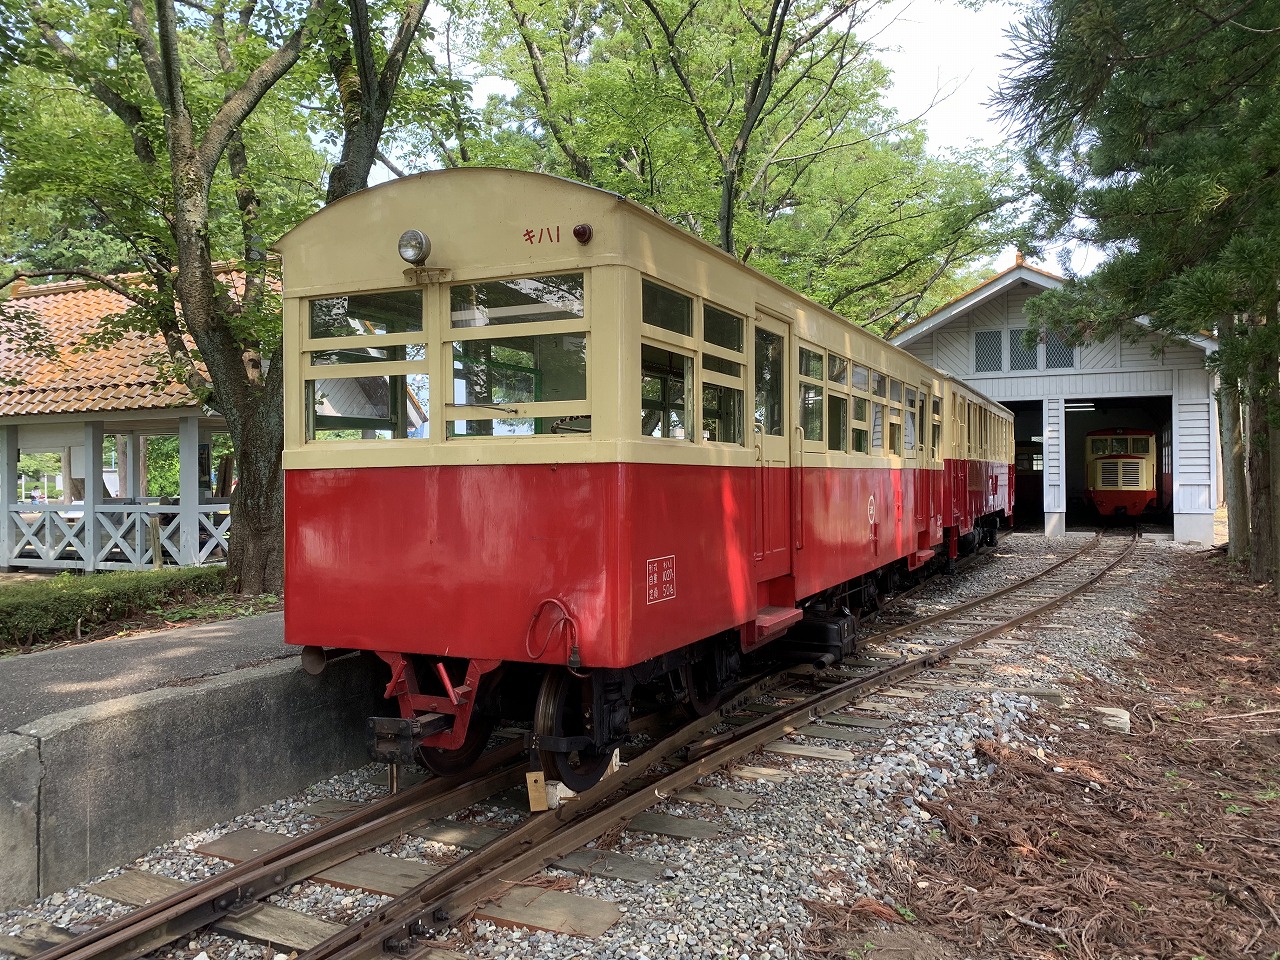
4, 501, 231, 571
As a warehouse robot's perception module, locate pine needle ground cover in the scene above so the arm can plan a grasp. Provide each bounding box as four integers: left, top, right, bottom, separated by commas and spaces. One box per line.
807, 551, 1279, 960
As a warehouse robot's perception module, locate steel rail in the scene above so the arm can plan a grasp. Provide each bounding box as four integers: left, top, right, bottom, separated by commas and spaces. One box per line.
298, 531, 1138, 960
35, 531, 1131, 960
29, 740, 529, 960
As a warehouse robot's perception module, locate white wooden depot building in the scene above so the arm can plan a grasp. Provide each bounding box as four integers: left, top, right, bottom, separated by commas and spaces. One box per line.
891, 259, 1219, 545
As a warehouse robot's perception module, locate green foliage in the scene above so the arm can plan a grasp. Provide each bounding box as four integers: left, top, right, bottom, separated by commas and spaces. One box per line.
0, 565, 227, 649
454, 0, 1017, 328
1002, 0, 1280, 371
140, 435, 235, 498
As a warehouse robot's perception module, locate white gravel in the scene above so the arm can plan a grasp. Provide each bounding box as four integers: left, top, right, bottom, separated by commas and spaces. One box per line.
0, 533, 1190, 960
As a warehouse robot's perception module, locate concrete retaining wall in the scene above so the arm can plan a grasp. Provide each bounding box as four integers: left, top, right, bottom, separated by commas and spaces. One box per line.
0, 654, 384, 910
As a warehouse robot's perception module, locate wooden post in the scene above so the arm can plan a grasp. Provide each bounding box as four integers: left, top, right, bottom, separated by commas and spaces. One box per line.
83, 421, 104, 572
178, 413, 200, 565
0, 425, 17, 572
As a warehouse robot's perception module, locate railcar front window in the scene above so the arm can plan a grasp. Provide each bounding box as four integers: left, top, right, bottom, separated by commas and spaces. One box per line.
451, 335, 586, 436
308, 374, 429, 439
1132, 436, 1151, 455
1110, 438, 1129, 454
1091, 438, 1108, 456
451, 274, 584, 327
310, 291, 423, 338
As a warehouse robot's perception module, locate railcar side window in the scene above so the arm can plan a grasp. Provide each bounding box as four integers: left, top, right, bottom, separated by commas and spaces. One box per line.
309, 291, 423, 338
828, 355, 848, 385
450, 275, 584, 327
642, 280, 692, 336
755, 328, 784, 436
702, 303, 745, 445
704, 305, 743, 351
703, 384, 744, 444
827, 394, 848, 451
871, 372, 887, 399
799, 345, 824, 442
826, 353, 850, 452
642, 344, 691, 439
852, 398, 869, 453
871, 402, 885, 451
903, 387, 917, 453
850, 364, 870, 392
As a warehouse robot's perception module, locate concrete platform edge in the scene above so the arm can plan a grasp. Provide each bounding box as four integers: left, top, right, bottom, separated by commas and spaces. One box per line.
0, 654, 384, 910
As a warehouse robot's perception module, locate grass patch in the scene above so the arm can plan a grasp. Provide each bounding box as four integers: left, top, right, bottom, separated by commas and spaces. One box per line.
0, 566, 275, 652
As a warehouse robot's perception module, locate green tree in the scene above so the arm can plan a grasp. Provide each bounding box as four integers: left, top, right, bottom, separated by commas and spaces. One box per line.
1000, 0, 1280, 585
0, 0, 446, 593
460, 0, 1016, 326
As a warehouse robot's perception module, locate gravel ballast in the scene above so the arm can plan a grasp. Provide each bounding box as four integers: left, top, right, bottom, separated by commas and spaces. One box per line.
0, 533, 1189, 960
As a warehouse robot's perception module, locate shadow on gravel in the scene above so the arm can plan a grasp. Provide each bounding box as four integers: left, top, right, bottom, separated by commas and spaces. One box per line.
805, 550, 1280, 960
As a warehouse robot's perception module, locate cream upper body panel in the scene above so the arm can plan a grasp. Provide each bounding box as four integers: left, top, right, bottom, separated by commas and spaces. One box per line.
278, 168, 964, 470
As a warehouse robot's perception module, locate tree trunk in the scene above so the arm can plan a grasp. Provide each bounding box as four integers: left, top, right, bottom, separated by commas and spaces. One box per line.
1245, 358, 1276, 584
225, 387, 285, 594
1218, 379, 1249, 560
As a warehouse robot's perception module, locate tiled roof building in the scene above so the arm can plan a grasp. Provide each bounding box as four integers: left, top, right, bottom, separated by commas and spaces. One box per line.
0, 277, 197, 416
1, 275, 230, 572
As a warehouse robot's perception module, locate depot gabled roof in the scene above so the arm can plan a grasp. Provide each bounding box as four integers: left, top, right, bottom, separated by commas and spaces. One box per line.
890, 259, 1217, 355
890, 259, 1063, 348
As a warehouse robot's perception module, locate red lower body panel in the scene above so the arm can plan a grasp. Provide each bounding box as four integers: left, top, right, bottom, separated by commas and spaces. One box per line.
1089, 490, 1156, 516
284, 461, 948, 670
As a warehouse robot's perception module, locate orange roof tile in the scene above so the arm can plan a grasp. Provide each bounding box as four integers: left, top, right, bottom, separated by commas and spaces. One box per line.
0, 273, 236, 419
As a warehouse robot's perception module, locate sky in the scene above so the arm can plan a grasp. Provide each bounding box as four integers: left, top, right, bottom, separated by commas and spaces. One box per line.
864, 0, 1021, 154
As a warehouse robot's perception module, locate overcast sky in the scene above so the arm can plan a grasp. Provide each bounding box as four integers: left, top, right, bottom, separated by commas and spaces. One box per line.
866, 0, 1021, 153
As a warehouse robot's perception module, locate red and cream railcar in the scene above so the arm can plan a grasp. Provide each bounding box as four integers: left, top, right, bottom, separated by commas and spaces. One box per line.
940, 377, 1015, 561
276, 169, 1013, 787
1085, 427, 1160, 517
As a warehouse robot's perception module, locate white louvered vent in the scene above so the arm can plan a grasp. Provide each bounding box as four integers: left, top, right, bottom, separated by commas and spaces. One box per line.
1100, 461, 1119, 487
1009, 330, 1038, 370
1122, 460, 1142, 487
1045, 331, 1075, 368
974, 330, 1002, 372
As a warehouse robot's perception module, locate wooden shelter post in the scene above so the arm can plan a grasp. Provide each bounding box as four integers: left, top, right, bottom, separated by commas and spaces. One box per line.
179, 413, 200, 564
1, 425, 17, 572
83, 421, 104, 572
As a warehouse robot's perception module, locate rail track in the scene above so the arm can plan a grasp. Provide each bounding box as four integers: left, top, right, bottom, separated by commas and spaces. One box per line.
22, 530, 1137, 960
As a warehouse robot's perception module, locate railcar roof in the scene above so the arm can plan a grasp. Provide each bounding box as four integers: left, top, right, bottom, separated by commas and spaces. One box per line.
274, 166, 930, 365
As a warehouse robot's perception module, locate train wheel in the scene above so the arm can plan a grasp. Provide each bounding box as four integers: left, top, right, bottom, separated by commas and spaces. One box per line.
415, 714, 495, 777
534, 670, 614, 792
415, 665, 500, 777
680, 657, 721, 718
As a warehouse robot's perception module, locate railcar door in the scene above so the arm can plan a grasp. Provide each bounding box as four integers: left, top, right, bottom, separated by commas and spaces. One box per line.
752, 313, 791, 580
